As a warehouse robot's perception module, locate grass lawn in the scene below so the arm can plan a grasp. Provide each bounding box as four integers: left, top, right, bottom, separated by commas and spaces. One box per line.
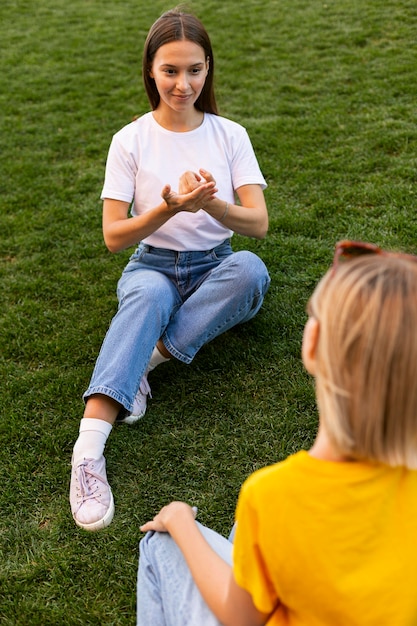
1, 0, 417, 623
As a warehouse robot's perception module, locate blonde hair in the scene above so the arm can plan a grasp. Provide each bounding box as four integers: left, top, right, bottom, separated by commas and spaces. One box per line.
308, 255, 417, 468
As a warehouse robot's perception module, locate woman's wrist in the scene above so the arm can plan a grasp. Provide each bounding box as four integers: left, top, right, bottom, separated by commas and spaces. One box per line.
204, 199, 231, 223
218, 201, 229, 222
165, 504, 197, 538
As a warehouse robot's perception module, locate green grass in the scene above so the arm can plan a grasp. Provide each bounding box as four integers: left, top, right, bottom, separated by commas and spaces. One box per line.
1, 0, 417, 623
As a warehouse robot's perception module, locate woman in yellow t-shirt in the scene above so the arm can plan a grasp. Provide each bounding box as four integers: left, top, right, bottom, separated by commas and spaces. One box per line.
137, 240, 417, 626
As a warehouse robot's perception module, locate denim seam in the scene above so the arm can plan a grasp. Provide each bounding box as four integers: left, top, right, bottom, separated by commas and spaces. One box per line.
83, 386, 132, 411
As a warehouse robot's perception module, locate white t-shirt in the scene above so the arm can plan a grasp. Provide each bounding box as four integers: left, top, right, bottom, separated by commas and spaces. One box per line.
101, 112, 267, 251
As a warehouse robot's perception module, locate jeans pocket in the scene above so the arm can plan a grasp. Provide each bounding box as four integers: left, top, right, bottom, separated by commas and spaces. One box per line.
211, 239, 232, 262
128, 244, 147, 264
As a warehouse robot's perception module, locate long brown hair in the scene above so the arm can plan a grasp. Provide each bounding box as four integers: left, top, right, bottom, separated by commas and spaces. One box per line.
308, 255, 417, 468
142, 7, 218, 114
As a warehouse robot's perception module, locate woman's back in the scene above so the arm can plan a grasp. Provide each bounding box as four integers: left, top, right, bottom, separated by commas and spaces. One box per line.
234, 450, 417, 625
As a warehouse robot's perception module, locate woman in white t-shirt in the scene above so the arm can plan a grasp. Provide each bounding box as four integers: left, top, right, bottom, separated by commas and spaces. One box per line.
69, 7, 270, 531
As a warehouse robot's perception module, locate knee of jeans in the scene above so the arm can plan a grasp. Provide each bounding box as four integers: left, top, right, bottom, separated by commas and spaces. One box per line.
118, 276, 177, 312
119, 279, 169, 302
140, 530, 158, 548
139, 531, 175, 562
139, 531, 153, 554
233, 251, 270, 289
139, 532, 158, 567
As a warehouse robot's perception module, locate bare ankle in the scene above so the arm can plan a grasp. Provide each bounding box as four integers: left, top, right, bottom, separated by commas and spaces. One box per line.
84, 395, 121, 425
156, 339, 172, 360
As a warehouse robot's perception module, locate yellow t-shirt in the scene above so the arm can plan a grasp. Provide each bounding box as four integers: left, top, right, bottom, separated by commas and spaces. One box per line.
233, 451, 417, 626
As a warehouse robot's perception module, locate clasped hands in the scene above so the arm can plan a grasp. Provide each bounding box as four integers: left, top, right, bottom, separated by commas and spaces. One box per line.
161, 168, 217, 214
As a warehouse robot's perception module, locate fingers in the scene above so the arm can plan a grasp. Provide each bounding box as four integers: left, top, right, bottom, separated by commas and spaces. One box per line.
161, 179, 217, 213
188, 171, 202, 183
161, 184, 173, 201
140, 503, 198, 533
139, 514, 167, 533
193, 184, 216, 200
179, 169, 216, 196
199, 168, 215, 184
179, 171, 201, 195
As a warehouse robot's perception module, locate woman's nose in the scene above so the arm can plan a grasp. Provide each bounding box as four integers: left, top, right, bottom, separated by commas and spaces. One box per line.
176, 72, 189, 90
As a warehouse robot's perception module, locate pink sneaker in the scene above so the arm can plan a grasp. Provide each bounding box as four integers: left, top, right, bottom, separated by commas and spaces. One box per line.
70, 456, 114, 531
119, 374, 152, 425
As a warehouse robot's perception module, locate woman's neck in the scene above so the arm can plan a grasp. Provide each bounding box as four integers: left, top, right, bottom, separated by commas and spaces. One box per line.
309, 422, 351, 462
152, 107, 204, 132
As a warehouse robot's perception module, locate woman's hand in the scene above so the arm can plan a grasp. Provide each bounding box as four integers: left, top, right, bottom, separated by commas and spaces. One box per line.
178, 168, 216, 195
162, 170, 217, 214
140, 501, 197, 534
178, 170, 202, 194
102, 172, 217, 253
140, 500, 269, 626
177, 170, 269, 239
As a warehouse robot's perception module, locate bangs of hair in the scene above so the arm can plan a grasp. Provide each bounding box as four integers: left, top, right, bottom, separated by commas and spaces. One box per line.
309, 256, 417, 469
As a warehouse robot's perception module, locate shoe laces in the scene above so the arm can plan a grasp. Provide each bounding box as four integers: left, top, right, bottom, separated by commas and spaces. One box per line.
76, 460, 105, 503
139, 374, 152, 398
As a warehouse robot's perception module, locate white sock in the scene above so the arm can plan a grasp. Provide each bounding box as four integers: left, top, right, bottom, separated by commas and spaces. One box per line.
148, 345, 170, 372
72, 418, 113, 466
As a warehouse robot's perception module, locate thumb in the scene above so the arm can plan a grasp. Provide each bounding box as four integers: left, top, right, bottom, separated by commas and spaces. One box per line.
161, 184, 172, 200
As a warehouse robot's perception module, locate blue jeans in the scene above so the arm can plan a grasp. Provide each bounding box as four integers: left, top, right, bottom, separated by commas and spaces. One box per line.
84, 240, 270, 415
137, 524, 233, 626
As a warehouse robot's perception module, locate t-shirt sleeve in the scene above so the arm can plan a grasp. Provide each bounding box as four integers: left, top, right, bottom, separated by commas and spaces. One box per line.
100, 132, 137, 203
233, 477, 279, 615
230, 127, 267, 191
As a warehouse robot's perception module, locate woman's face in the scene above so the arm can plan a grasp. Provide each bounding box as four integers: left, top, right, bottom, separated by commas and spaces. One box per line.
150, 40, 209, 114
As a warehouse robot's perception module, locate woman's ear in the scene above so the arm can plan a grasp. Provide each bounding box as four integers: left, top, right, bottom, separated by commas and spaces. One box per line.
302, 317, 320, 376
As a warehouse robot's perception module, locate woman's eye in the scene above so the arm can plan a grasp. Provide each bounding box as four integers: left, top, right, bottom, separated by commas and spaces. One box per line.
162, 67, 202, 76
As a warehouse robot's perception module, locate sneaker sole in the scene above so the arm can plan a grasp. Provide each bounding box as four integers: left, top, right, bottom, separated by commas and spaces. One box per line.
73, 491, 115, 532
118, 410, 145, 425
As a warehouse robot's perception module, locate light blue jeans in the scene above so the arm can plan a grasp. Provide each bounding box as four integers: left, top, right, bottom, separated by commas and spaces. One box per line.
84, 240, 270, 417
137, 523, 233, 626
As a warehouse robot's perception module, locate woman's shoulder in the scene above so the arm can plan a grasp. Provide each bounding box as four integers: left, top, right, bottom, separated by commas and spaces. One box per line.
242, 453, 302, 487
112, 111, 153, 137
204, 112, 246, 133
203, 114, 251, 151
107, 113, 155, 154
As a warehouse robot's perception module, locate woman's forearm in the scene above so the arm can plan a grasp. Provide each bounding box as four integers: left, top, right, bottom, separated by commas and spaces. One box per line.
140, 502, 267, 626
169, 519, 233, 620
171, 521, 267, 626
204, 199, 268, 240
103, 178, 218, 253
103, 201, 175, 253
